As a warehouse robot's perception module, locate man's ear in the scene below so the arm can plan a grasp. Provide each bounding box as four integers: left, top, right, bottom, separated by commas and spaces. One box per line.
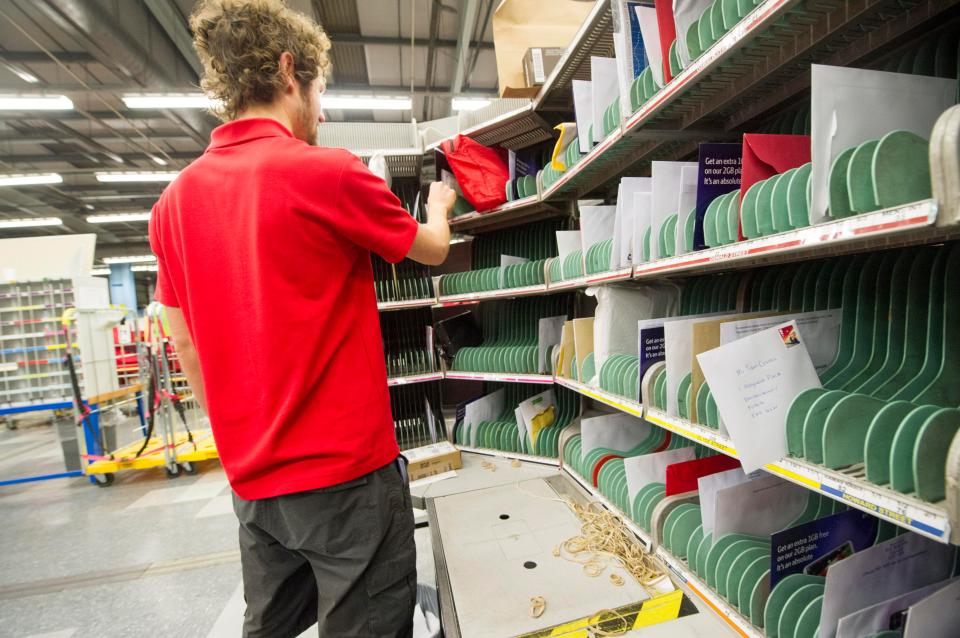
279, 51, 296, 93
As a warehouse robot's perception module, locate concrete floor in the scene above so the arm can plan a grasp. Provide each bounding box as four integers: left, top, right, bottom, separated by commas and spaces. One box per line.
0, 415, 435, 638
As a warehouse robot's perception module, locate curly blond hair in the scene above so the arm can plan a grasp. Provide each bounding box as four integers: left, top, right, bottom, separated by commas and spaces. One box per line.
190, 0, 332, 121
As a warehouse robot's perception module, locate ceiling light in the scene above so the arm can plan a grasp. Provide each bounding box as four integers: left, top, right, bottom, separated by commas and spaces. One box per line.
86, 212, 151, 224
123, 94, 215, 109
0, 173, 62, 187
150, 155, 168, 166
3, 64, 39, 84
90, 268, 111, 276
0, 217, 62, 229
95, 171, 179, 183
451, 98, 492, 112
131, 264, 159, 272
102, 255, 156, 264
322, 95, 412, 111
0, 94, 73, 110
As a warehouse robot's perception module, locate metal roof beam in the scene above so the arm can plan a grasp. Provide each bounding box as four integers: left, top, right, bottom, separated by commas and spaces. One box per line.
143, 0, 202, 77
0, 51, 95, 63
328, 33, 492, 49
449, 0, 481, 115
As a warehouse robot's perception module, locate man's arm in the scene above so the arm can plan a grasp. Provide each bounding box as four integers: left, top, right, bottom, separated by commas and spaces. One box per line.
406, 181, 455, 266
165, 307, 208, 414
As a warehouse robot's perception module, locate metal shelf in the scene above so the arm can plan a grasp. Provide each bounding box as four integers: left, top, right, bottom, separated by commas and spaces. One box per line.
555, 376, 643, 418
455, 444, 560, 467
449, 196, 566, 233
633, 200, 941, 279
435, 268, 632, 307
444, 371, 554, 384
546, 267, 633, 291
386, 372, 444, 387
533, 0, 615, 112
376, 297, 437, 312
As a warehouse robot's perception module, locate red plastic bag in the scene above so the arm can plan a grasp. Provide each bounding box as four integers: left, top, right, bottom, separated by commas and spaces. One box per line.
441, 135, 508, 212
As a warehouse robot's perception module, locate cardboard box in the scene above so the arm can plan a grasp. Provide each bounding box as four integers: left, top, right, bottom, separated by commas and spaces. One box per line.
523, 47, 565, 88
404, 441, 462, 482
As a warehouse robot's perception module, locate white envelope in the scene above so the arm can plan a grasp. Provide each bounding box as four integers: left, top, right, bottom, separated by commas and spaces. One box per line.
624, 447, 697, 504
635, 5, 664, 88
611, 177, 652, 269
517, 389, 556, 449
572, 80, 594, 154
719, 309, 842, 375
903, 577, 960, 638
712, 474, 809, 538
538, 316, 567, 374
675, 165, 700, 256
499, 255, 529, 288
556, 230, 583, 260
672, 0, 713, 66
592, 285, 665, 373
632, 190, 654, 264
580, 412, 653, 455
697, 320, 822, 472
650, 161, 698, 261
464, 388, 505, 447
820, 533, 957, 638
590, 57, 620, 144
579, 204, 617, 256
663, 312, 731, 417
810, 65, 957, 224
697, 467, 750, 535
836, 577, 959, 638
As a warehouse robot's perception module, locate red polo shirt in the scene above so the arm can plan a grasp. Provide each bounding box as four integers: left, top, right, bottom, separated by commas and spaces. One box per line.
149, 118, 419, 499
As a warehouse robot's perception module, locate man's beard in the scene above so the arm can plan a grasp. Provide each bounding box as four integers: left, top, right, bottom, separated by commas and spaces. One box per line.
296, 96, 318, 146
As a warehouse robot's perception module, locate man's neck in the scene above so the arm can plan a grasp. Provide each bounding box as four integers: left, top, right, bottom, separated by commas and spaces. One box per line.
235, 105, 294, 134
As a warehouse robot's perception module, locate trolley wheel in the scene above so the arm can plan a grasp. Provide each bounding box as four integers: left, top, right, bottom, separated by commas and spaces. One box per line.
179, 461, 197, 475
165, 465, 180, 479
93, 473, 115, 488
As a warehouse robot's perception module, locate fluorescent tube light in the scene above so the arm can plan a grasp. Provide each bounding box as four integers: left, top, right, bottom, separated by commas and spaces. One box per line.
123, 94, 215, 109
0, 217, 62, 229
131, 264, 159, 272
150, 155, 168, 166
86, 212, 152, 224
4, 65, 39, 84
90, 268, 111, 276
322, 95, 412, 111
0, 94, 73, 110
451, 98, 492, 112
0, 173, 62, 187
102, 255, 157, 265
95, 171, 179, 183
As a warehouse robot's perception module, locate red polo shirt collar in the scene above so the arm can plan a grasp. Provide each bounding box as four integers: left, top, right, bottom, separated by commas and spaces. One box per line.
208, 117, 294, 150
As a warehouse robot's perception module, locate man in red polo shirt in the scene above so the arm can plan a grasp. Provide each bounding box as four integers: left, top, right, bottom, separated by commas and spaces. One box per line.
149, 1, 454, 636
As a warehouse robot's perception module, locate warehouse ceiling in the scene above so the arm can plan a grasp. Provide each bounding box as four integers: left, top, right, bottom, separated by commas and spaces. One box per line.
0, 0, 499, 261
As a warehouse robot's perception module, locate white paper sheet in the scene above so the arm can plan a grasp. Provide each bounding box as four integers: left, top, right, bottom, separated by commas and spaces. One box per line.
810, 65, 957, 224
663, 312, 730, 417
538, 316, 568, 374
556, 230, 583, 260
672, 0, 713, 66
697, 468, 750, 535
517, 389, 557, 449
820, 533, 957, 638
697, 320, 822, 472
650, 161, 698, 262
713, 474, 810, 538
903, 577, 960, 638
675, 165, 700, 256
580, 412, 653, 455
464, 389, 505, 447
624, 447, 697, 504
572, 80, 594, 154
611, 177, 652, 269
635, 5, 664, 88
592, 285, 668, 373
632, 190, 654, 264
836, 577, 958, 638
719, 309, 842, 375
499, 255, 529, 288
579, 204, 617, 258
590, 56, 620, 144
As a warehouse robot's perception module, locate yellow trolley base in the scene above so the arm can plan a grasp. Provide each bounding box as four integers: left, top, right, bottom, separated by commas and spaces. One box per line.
86, 429, 218, 477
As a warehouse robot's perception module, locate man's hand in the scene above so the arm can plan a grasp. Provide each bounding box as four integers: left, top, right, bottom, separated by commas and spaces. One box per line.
407, 182, 454, 266
427, 181, 457, 218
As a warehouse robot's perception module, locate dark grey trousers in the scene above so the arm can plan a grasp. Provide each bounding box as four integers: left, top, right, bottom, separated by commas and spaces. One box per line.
232, 458, 416, 638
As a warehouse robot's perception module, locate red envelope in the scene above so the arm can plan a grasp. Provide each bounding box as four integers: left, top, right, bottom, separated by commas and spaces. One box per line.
738, 134, 811, 240
655, 1, 678, 84
664, 454, 741, 496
